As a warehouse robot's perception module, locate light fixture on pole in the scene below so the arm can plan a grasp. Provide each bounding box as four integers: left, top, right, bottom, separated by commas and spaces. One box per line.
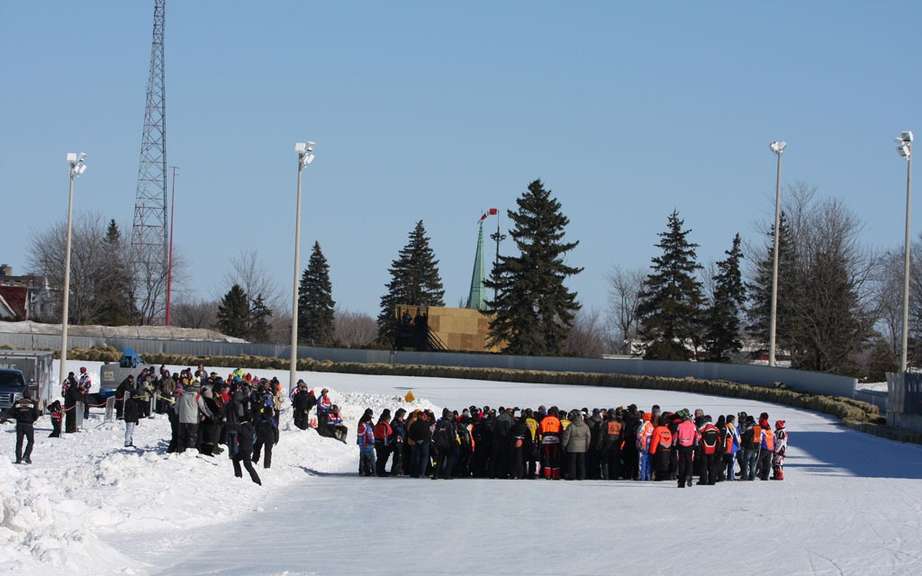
60, 152, 87, 388
290, 141, 316, 393
897, 130, 913, 372
768, 140, 786, 368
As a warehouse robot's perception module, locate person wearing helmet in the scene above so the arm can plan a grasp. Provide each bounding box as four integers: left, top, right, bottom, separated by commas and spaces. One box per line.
772, 420, 787, 480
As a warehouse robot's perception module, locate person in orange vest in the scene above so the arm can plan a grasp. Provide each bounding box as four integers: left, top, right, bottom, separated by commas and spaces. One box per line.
636, 412, 654, 481
772, 420, 787, 480
648, 416, 673, 481
697, 416, 721, 485
539, 406, 562, 479
601, 408, 623, 480
757, 420, 776, 481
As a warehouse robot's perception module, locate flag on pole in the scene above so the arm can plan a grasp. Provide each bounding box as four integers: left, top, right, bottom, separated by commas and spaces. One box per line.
480, 208, 499, 222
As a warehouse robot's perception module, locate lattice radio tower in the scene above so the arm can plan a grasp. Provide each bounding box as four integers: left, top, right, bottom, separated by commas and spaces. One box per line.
131, 0, 169, 324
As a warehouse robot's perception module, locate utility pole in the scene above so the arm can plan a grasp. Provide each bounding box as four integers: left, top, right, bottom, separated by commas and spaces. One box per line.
165, 165, 178, 326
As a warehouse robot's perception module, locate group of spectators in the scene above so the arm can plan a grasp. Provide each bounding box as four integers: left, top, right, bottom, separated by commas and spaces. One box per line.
114, 366, 283, 485
350, 404, 789, 486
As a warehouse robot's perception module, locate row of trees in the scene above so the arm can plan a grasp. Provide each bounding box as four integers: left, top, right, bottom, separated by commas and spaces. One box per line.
24, 182, 912, 377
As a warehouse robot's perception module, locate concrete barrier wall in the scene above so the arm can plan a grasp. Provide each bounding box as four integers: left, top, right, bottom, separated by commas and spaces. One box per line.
0, 332, 857, 398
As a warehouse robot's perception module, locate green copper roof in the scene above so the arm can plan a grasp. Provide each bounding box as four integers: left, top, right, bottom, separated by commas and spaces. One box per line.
466, 222, 486, 310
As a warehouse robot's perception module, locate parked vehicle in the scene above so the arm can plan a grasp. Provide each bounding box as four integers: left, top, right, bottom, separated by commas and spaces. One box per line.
0, 350, 54, 410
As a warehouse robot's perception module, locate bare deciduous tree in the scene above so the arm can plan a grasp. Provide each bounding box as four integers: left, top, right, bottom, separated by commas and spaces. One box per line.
171, 298, 219, 329
608, 266, 645, 354
29, 212, 109, 324
225, 250, 282, 312
562, 309, 610, 358
334, 309, 377, 348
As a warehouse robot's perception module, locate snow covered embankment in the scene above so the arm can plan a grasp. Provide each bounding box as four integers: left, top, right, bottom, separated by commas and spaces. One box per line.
0, 381, 434, 576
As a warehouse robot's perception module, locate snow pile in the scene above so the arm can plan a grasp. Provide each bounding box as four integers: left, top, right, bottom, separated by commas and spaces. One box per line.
0, 365, 436, 576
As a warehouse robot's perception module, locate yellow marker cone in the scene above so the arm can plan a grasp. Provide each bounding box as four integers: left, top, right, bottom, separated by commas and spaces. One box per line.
404, 390, 415, 403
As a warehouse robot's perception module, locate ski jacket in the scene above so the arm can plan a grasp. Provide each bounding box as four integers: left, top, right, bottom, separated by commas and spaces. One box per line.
725, 423, 740, 455
124, 395, 142, 424
636, 420, 654, 452
774, 429, 787, 455
357, 421, 375, 451
540, 415, 562, 444
675, 420, 697, 447
602, 419, 623, 450
408, 418, 431, 445
746, 425, 763, 450
78, 373, 92, 393
699, 423, 720, 455
562, 415, 592, 453
317, 395, 332, 416
374, 420, 393, 444
177, 386, 201, 425
3, 398, 39, 428
390, 418, 407, 445
648, 425, 672, 455
760, 428, 775, 451
525, 417, 539, 441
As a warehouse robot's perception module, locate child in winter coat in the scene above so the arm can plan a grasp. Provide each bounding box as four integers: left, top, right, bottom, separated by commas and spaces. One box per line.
48, 401, 63, 438
772, 420, 787, 480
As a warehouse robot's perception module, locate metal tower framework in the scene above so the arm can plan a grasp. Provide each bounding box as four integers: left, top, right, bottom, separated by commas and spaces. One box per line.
131, 0, 169, 324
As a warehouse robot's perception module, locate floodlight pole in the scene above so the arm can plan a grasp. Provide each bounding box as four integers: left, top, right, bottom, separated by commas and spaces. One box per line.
60, 153, 85, 388
900, 140, 913, 372
290, 142, 315, 393
768, 141, 785, 368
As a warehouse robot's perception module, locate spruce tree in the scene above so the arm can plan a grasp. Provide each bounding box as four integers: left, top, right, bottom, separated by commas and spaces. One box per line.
298, 241, 336, 346
747, 212, 797, 352
377, 221, 445, 344
704, 233, 746, 362
217, 284, 250, 338
248, 293, 273, 342
95, 219, 136, 325
637, 210, 705, 360
484, 179, 582, 355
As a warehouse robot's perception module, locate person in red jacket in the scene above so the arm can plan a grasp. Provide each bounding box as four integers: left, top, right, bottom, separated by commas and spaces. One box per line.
697, 416, 721, 485
373, 409, 393, 477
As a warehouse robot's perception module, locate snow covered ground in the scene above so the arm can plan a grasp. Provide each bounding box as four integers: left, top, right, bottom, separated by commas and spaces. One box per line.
2, 361, 922, 576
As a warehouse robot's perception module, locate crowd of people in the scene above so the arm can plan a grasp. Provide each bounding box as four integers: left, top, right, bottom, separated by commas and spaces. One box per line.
3, 365, 790, 489
347, 404, 788, 487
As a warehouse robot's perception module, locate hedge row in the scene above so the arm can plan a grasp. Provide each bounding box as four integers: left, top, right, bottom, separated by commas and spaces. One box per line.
64, 346, 885, 427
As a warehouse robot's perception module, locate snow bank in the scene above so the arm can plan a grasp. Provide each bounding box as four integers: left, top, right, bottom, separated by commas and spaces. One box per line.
0, 361, 436, 576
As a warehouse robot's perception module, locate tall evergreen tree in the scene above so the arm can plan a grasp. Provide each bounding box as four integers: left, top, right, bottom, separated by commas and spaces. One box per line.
377, 221, 445, 344
217, 284, 250, 338
637, 210, 705, 360
484, 179, 582, 355
298, 241, 336, 346
747, 212, 797, 351
248, 293, 273, 343
704, 234, 746, 361
95, 219, 137, 325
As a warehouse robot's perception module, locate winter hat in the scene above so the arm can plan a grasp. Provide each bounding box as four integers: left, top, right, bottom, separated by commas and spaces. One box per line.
775, 420, 785, 430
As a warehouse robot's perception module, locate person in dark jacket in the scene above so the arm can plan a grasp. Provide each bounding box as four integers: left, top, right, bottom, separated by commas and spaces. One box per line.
115, 375, 135, 420
408, 410, 432, 478
586, 409, 604, 479
225, 382, 261, 485
123, 390, 142, 447
62, 372, 80, 433
251, 386, 277, 469
199, 379, 224, 456
433, 408, 457, 479
621, 405, 640, 480
509, 412, 531, 479
290, 381, 316, 430
389, 409, 407, 476
2, 389, 40, 463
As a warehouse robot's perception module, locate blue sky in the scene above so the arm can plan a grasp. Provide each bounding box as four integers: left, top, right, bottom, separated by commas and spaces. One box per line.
1, 1, 920, 316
